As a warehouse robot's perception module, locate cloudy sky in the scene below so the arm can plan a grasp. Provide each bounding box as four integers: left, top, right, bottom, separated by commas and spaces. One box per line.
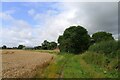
0, 2, 118, 47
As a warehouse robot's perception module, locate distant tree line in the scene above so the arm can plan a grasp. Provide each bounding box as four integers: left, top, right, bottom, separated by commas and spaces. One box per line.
0, 40, 57, 50
34, 40, 57, 50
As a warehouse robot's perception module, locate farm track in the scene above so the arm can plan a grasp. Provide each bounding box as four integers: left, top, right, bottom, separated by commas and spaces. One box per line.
39, 54, 108, 78
39, 54, 74, 78
2, 50, 54, 78
58, 59, 68, 78
58, 55, 72, 78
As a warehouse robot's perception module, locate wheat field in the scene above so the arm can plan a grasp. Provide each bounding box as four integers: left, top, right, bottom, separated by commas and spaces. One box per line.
1, 50, 54, 78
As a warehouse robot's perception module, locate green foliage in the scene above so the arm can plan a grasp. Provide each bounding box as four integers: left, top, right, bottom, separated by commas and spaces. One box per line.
12, 47, 17, 49
50, 42, 57, 50
18, 45, 25, 49
41, 40, 50, 50
41, 40, 57, 50
89, 40, 118, 57
118, 40, 120, 49
92, 31, 114, 43
34, 46, 41, 50
82, 52, 108, 67
82, 52, 118, 77
58, 25, 90, 54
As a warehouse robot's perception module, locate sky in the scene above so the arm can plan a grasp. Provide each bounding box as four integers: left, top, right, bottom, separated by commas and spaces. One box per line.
0, 2, 118, 47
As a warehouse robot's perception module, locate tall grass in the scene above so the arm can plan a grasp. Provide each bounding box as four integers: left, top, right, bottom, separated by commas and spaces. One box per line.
82, 52, 118, 69
82, 51, 118, 78
82, 52, 107, 67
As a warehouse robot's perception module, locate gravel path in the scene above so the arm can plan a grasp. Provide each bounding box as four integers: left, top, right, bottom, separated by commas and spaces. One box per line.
2, 50, 54, 78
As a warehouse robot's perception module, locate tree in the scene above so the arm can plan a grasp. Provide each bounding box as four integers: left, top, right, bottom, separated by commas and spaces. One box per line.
41, 40, 57, 50
92, 31, 114, 43
58, 25, 90, 54
2, 45, 7, 49
34, 46, 41, 50
50, 42, 57, 50
13, 47, 17, 49
41, 40, 50, 50
18, 45, 25, 49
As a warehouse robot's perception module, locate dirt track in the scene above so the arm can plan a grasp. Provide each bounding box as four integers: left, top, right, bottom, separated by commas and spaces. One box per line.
2, 50, 54, 78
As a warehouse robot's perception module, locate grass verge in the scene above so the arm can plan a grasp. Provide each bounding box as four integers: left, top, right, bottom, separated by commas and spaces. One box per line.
34, 50, 118, 78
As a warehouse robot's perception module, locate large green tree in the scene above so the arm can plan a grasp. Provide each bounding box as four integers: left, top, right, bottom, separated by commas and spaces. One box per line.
92, 31, 114, 43
18, 45, 25, 49
2, 45, 7, 49
58, 25, 90, 54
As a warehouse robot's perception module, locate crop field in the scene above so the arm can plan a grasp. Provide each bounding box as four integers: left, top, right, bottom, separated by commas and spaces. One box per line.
1, 50, 54, 78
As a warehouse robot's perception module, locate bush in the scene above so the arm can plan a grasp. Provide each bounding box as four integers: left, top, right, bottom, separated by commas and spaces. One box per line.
82, 52, 107, 67
88, 40, 118, 57
118, 40, 120, 49
82, 52, 118, 70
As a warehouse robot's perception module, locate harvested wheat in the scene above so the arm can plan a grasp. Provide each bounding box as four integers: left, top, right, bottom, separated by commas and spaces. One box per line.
2, 50, 54, 78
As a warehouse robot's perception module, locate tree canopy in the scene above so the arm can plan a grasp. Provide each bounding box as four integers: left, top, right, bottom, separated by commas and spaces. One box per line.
92, 31, 114, 43
34, 46, 41, 50
41, 40, 57, 50
58, 25, 90, 54
18, 45, 25, 49
2, 45, 7, 49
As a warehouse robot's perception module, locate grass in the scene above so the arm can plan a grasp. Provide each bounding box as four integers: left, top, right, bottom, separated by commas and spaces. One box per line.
41, 53, 74, 78
34, 50, 118, 78
33, 50, 59, 54
63, 55, 91, 78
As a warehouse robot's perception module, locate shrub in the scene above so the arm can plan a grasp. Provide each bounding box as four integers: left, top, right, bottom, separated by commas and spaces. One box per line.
88, 40, 118, 57
108, 57, 118, 70
82, 51, 118, 70
82, 52, 107, 67
118, 40, 120, 50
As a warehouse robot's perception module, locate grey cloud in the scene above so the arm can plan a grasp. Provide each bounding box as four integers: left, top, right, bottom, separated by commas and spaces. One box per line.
70, 2, 118, 36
